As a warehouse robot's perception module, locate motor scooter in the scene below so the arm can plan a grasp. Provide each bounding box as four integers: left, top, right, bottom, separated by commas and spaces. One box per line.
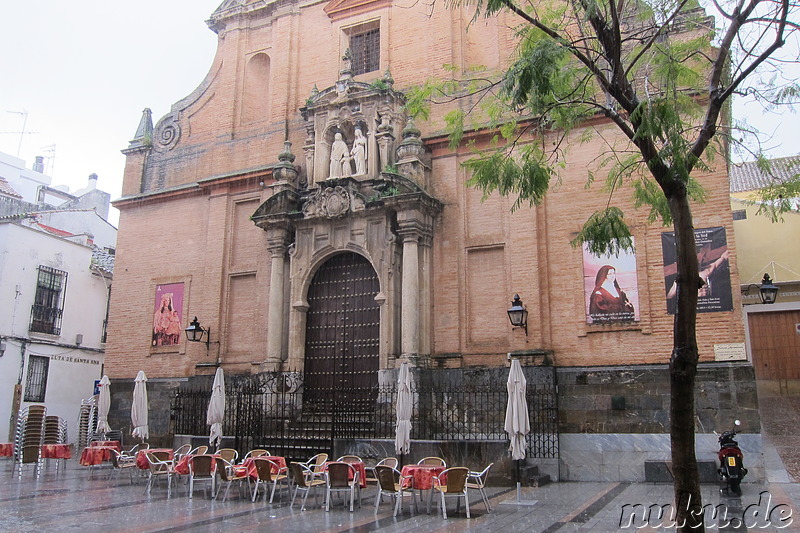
717, 420, 747, 495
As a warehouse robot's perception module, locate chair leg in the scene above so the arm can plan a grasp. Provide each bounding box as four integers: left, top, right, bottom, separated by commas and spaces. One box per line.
481, 487, 491, 512
302, 487, 312, 511
189, 475, 194, 498
441, 491, 447, 519
465, 491, 470, 518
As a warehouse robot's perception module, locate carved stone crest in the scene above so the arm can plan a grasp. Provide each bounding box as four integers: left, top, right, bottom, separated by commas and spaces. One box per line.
303, 185, 356, 218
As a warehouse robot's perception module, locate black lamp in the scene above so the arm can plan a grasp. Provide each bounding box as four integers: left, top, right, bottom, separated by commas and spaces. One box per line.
743, 273, 780, 304
758, 273, 779, 304
185, 316, 211, 348
507, 294, 528, 335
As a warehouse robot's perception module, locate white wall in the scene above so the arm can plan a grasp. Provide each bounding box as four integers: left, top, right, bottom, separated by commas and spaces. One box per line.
0, 223, 107, 443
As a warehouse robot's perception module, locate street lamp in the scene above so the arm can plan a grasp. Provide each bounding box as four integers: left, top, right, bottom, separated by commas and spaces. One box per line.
743, 273, 780, 304
507, 294, 528, 336
185, 316, 212, 349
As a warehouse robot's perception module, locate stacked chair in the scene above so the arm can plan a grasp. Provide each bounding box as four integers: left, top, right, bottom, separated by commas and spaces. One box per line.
75, 397, 97, 450
14, 405, 46, 478
42, 415, 69, 473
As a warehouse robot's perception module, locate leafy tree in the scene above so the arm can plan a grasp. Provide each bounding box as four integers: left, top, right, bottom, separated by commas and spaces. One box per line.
407, 0, 798, 530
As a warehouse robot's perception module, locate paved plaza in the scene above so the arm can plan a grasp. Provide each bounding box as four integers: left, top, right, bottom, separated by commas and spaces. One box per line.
1, 459, 799, 532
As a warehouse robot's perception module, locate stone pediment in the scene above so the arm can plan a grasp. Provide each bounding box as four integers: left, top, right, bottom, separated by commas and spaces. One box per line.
324, 0, 391, 20
251, 174, 442, 228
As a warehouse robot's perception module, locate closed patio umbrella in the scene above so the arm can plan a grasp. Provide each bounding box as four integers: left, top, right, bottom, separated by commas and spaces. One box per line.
96, 375, 111, 434
207, 367, 225, 451
131, 370, 149, 442
395, 362, 412, 459
504, 358, 530, 502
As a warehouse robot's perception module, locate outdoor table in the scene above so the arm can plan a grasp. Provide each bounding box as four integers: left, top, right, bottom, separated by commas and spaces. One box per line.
89, 440, 120, 450
79, 445, 117, 466
136, 448, 174, 470
0, 443, 13, 457
41, 444, 71, 459
174, 454, 221, 475
242, 456, 287, 480
400, 464, 446, 513
323, 461, 367, 489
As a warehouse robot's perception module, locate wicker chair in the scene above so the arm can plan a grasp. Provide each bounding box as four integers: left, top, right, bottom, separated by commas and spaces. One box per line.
288, 462, 326, 510
145, 451, 176, 497
325, 462, 360, 512
417, 456, 446, 467
432, 467, 470, 519
374, 465, 417, 516
109, 449, 138, 484
243, 449, 269, 460
466, 463, 494, 512
365, 457, 398, 485
214, 457, 249, 502
251, 457, 280, 503
217, 448, 238, 464
187, 454, 215, 499
336, 455, 363, 463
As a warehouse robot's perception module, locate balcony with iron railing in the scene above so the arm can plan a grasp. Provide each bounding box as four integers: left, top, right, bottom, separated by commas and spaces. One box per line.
29, 304, 63, 336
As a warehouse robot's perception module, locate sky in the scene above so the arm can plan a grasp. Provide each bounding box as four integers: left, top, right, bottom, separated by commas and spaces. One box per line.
1, 1, 798, 228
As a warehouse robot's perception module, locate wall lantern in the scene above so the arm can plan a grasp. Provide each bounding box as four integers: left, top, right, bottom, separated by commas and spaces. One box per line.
743, 273, 780, 304
185, 316, 212, 349
507, 294, 528, 336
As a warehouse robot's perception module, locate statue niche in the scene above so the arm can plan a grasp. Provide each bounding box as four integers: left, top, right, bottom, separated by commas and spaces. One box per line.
325, 122, 368, 179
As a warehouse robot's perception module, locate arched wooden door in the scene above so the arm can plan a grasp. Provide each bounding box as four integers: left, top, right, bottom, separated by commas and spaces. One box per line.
304, 252, 380, 411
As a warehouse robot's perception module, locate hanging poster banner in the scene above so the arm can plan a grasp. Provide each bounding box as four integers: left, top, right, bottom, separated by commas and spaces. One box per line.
661, 226, 732, 314
152, 283, 185, 347
583, 240, 640, 324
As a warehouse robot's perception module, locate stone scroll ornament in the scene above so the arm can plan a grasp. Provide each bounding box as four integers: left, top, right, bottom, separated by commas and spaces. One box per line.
153, 114, 182, 152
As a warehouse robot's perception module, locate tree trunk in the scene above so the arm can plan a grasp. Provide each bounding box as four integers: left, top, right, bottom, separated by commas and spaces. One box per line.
668, 189, 704, 532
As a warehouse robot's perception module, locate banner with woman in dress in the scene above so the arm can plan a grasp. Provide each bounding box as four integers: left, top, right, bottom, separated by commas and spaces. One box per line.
583, 241, 640, 324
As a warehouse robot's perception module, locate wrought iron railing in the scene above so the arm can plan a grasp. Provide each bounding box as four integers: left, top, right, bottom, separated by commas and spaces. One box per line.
171, 368, 558, 462
29, 304, 63, 335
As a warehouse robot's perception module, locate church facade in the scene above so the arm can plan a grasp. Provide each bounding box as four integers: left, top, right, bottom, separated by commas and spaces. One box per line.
105, 0, 759, 481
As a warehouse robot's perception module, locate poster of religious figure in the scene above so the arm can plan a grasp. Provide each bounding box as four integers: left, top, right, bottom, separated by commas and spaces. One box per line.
583, 240, 640, 324
661, 226, 732, 314
152, 283, 184, 347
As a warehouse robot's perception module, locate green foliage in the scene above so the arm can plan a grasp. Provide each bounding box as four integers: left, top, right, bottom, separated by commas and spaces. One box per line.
570, 207, 634, 256
464, 144, 554, 210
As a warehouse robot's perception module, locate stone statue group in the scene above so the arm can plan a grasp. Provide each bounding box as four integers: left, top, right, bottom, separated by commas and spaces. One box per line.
329, 127, 367, 178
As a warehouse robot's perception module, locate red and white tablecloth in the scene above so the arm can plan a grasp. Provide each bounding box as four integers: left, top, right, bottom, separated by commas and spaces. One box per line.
90, 440, 120, 451
0, 443, 14, 457
400, 465, 446, 490
242, 456, 287, 480
136, 448, 174, 470
41, 444, 71, 459
79, 446, 117, 466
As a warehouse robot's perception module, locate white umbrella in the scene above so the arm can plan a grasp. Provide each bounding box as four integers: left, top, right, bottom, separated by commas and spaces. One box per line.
96, 375, 111, 434
504, 359, 530, 503
131, 370, 149, 442
207, 367, 225, 451
505, 359, 530, 460
395, 362, 412, 457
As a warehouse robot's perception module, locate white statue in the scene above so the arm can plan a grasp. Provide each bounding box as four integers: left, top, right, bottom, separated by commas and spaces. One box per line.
351, 127, 367, 175
329, 132, 352, 178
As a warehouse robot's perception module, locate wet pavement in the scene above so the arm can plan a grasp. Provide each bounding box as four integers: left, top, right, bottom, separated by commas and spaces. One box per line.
2, 385, 799, 532
1, 457, 799, 532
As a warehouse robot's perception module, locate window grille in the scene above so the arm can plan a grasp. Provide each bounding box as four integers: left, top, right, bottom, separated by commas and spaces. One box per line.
732, 209, 747, 221
29, 265, 67, 335
24, 355, 50, 402
350, 28, 379, 75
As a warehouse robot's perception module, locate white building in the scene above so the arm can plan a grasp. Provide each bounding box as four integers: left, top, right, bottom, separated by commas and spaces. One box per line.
0, 153, 115, 445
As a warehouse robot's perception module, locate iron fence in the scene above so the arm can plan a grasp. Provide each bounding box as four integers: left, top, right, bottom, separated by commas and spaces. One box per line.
171, 368, 558, 462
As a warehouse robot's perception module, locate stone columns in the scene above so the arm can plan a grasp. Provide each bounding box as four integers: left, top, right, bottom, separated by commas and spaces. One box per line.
266, 227, 290, 363
400, 232, 420, 358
